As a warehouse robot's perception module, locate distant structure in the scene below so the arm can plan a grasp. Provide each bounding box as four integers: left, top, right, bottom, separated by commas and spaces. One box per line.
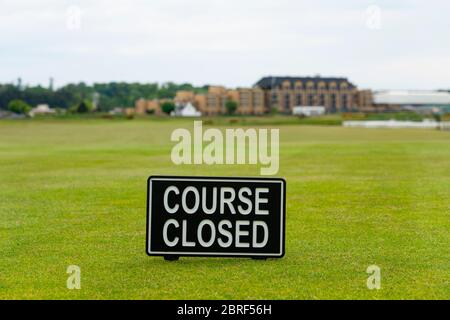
343, 119, 442, 129
29, 104, 56, 117
292, 106, 326, 116
372, 90, 450, 113
173, 86, 265, 115
108, 107, 124, 115
171, 102, 201, 117
135, 98, 164, 115
254, 76, 373, 113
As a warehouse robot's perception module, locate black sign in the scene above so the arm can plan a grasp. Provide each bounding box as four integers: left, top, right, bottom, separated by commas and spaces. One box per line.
146, 176, 286, 258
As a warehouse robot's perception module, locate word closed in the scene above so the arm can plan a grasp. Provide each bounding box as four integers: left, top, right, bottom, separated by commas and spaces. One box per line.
146, 176, 286, 258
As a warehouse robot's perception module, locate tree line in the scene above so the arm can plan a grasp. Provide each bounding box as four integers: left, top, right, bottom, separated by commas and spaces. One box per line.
0, 81, 208, 112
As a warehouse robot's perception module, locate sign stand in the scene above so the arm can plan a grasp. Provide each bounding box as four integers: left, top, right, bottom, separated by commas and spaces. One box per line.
164, 255, 180, 261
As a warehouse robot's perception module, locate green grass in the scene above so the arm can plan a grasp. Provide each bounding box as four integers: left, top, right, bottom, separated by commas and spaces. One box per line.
38, 112, 343, 126
0, 118, 449, 299
343, 112, 428, 122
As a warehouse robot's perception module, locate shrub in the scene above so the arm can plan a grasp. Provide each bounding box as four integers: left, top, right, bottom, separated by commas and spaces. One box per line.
161, 102, 175, 115
7, 99, 31, 114
225, 100, 238, 115
366, 112, 424, 122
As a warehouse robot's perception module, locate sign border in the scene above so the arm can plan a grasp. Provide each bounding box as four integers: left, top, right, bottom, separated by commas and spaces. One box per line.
146, 175, 286, 258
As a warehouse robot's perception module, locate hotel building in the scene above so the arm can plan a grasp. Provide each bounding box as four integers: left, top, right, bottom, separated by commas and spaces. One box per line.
254, 76, 371, 113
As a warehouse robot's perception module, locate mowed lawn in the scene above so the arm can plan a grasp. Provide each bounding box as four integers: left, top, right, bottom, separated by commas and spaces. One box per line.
0, 118, 449, 299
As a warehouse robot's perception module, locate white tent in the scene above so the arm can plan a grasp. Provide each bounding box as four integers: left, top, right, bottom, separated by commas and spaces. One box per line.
172, 102, 201, 117
29, 104, 56, 117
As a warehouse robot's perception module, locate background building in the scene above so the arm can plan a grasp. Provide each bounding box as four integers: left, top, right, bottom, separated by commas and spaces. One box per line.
173, 86, 265, 115
234, 88, 265, 115
174, 91, 196, 105
135, 98, 164, 115
354, 89, 377, 112
372, 90, 450, 113
254, 76, 372, 113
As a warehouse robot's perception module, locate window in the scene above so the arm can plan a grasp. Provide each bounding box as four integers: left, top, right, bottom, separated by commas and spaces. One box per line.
318, 81, 325, 90
282, 81, 291, 90
253, 95, 262, 106
319, 94, 325, 106
271, 92, 278, 103
240, 92, 250, 107
284, 93, 290, 111
330, 94, 337, 112
307, 94, 314, 105
295, 94, 302, 105
341, 94, 348, 111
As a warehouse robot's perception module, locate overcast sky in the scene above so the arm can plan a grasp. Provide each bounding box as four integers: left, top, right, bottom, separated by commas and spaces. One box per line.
1, 0, 449, 90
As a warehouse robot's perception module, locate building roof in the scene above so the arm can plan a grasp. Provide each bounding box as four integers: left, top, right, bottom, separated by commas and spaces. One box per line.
254, 76, 356, 90
373, 90, 450, 105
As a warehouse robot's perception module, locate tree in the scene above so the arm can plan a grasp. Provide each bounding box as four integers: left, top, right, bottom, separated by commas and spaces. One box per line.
0, 85, 21, 109
71, 100, 93, 113
225, 100, 238, 115
7, 99, 31, 114
161, 101, 175, 115
0, 81, 206, 111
